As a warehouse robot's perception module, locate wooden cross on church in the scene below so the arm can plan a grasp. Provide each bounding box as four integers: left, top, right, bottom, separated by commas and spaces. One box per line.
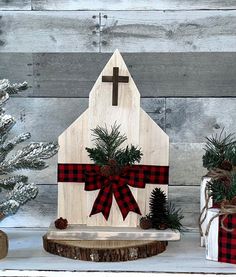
102, 67, 129, 106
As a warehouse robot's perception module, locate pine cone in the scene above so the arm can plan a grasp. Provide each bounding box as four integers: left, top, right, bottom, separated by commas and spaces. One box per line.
230, 196, 236, 206
100, 165, 112, 177
220, 160, 233, 171
54, 217, 68, 230
139, 217, 152, 229
108, 159, 117, 167
158, 223, 168, 230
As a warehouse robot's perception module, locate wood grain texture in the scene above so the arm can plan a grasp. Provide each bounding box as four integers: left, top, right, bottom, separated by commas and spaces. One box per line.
6, 97, 235, 186
0, 53, 33, 94
2, 231, 236, 273
0, 184, 57, 228
0, 184, 199, 228
31, 0, 236, 10
58, 50, 169, 228
46, 224, 179, 241
166, 98, 236, 143
100, 11, 236, 52
206, 208, 219, 261
0, 11, 99, 52
43, 236, 167, 262
169, 143, 206, 186
1, 53, 236, 97
0, 0, 31, 10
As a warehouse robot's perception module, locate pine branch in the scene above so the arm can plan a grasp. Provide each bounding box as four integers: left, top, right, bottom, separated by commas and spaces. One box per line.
115, 145, 142, 166
0, 78, 58, 220
0, 199, 19, 218
0, 114, 15, 142
86, 124, 142, 166
0, 175, 28, 192
0, 133, 31, 163
166, 202, 184, 232
0, 79, 28, 97
0, 142, 58, 173
6, 182, 38, 205
207, 173, 236, 202
203, 130, 236, 170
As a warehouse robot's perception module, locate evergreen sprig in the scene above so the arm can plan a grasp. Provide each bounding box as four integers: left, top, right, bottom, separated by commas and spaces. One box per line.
86, 124, 142, 167
207, 173, 236, 202
148, 188, 184, 231
166, 202, 184, 232
203, 130, 236, 170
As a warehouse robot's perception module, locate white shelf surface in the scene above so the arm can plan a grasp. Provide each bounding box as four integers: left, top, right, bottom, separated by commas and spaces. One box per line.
46, 223, 180, 241
0, 228, 236, 274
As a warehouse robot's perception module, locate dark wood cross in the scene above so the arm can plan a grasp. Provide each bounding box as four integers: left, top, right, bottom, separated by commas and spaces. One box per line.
102, 67, 129, 106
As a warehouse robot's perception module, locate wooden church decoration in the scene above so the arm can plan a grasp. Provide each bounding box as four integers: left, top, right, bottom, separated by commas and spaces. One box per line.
102, 66, 129, 106
44, 50, 180, 262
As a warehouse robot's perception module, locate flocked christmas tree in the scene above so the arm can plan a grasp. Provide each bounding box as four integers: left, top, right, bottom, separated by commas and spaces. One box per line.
0, 79, 58, 220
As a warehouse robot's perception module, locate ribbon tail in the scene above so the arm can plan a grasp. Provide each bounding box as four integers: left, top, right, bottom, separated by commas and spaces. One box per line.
114, 185, 141, 220
89, 186, 113, 221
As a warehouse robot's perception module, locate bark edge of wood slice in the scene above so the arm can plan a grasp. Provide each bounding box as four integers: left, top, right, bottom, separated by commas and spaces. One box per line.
43, 235, 167, 262
0, 230, 8, 259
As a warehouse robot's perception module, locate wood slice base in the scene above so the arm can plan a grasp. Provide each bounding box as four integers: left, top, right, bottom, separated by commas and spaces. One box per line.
43, 235, 167, 262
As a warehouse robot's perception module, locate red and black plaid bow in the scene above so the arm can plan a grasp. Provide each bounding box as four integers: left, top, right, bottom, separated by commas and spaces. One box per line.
58, 164, 169, 220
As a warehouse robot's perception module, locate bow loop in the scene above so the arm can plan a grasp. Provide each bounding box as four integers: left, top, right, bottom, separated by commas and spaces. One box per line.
58, 163, 169, 220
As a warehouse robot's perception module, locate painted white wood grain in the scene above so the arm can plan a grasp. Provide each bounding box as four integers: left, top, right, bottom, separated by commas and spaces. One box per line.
31, 0, 236, 11
46, 223, 180, 241
206, 208, 219, 262
58, 50, 169, 228
200, 177, 212, 247
100, 11, 236, 52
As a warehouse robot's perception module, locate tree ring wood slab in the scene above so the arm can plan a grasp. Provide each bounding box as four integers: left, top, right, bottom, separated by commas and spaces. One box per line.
43, 235, 167, 262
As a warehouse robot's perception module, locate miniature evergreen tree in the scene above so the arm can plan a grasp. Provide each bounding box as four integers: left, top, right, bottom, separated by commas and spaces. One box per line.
140, 188, 184, 231
0, 79, 58, 220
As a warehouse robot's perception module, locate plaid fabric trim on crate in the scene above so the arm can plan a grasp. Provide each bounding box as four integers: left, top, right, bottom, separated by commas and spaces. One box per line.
218, 214, 236, 264
58, 163, 169, 220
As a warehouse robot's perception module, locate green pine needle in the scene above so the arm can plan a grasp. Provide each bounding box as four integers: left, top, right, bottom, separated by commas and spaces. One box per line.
86, 123, 142, 166
203, 129, 236, 170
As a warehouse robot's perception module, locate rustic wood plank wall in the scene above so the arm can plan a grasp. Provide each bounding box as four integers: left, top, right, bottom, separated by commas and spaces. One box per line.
0, 0, 236, 230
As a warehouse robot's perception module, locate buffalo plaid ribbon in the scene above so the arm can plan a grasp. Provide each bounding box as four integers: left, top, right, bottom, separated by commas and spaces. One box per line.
218, 214, 236, 264
58, 163, 169, 220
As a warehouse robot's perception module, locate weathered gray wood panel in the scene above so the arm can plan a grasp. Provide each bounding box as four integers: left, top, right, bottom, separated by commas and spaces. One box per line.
166, 98, 236, 143
6, 97, 234, 185
31, 0, 236, 11
30, 53, 236, 97
169, 143, 206, 186
0, 0, 31, 10
0, 53, 33, 93
100, 11, 236, 52
0, 11, 99, 52
6, 98, 165, 142
0, 184, 57, 228
0, 184, 199, 228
